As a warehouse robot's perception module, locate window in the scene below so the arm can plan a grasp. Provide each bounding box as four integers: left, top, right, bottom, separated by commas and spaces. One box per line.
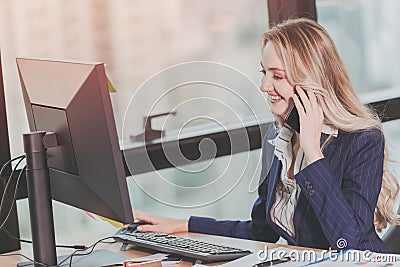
1, 0, 270, 242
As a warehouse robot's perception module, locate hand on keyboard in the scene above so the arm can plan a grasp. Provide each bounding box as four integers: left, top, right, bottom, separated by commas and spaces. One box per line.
130, 209, 188, 234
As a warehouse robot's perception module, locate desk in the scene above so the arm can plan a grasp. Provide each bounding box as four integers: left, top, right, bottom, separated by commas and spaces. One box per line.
0, 231, 307, 267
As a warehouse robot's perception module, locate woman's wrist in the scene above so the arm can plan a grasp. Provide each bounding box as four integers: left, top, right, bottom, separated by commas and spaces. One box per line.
177, 218, 189, 232
305, 149, 324, 164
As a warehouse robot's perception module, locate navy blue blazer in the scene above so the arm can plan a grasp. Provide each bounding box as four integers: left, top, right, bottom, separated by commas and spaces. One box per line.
188, 127, 389, 253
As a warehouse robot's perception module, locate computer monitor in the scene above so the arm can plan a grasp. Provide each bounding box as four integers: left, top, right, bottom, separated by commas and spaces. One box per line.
16, 58, 133, 265
0, 52, 21, 253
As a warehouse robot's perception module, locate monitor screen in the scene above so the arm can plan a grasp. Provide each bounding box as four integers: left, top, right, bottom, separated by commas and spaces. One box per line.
16, 58, 133, 224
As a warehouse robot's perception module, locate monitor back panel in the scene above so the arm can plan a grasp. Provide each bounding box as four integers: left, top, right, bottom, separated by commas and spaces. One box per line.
17, 58, 133, 223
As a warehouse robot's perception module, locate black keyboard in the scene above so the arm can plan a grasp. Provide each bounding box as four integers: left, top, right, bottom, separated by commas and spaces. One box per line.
113, 228, 252, 262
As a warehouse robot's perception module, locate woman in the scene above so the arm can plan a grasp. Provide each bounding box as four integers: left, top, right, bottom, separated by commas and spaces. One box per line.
131, 18, 400, 253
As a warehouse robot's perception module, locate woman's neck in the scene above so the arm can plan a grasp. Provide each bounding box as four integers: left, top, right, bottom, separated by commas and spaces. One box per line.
275, 116, 284, 127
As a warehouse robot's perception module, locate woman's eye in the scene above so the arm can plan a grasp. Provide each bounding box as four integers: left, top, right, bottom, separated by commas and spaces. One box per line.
259, 69, 266, 75
273, 75, 283, 80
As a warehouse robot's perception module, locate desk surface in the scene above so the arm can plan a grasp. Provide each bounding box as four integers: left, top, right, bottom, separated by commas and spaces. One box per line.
1, 231, 307, 267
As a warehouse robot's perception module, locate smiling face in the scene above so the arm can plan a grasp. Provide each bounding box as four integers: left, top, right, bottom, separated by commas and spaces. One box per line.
260, 42, 295, 124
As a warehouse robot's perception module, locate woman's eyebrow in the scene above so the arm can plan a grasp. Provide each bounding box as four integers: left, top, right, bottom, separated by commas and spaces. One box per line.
268, 67, 285, 72
260, 62, 284, 72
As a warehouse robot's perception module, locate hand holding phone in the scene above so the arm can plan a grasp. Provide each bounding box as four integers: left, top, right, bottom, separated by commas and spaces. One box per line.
290, 86, 325, 164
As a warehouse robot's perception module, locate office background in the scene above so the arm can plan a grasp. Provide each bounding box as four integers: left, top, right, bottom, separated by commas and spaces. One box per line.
0, 0, 399, 246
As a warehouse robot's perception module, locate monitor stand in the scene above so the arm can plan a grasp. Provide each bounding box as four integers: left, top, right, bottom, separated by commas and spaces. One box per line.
20, 131, 126, 267
22, 131, 57, 266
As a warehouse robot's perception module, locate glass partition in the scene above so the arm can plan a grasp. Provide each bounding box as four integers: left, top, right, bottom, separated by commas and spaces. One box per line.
1, 0, 399, 244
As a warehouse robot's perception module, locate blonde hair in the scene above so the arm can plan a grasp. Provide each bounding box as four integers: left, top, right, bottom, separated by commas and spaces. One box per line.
262, 18, 400, 231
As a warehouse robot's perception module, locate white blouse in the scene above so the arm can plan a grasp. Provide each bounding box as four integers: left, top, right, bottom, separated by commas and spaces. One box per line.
268, 124, 338, 238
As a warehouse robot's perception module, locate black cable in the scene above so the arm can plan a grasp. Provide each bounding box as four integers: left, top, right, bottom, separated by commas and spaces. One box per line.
67, 236, 115, 267
0, 157, 26, 234
0, 236, 115, 267
57, 236, 115, 267
0, 156, 25, 218
0, 156, 25, 226
1, 156, 117, 266
0, 166, 26, 232
1, 157, 88, 250
0, 155, 24, 179
3, 227, 87, 250
6, 236, 116, 266
0, 157, 54, 267
3, 227, 32, 244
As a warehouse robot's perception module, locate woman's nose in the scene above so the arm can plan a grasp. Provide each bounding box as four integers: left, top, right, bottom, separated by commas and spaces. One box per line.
260, 76, 273, 93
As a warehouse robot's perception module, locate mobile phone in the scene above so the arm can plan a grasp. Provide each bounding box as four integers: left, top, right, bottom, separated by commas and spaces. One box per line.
284, 90, 308, 133
284, 100, 300, 133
